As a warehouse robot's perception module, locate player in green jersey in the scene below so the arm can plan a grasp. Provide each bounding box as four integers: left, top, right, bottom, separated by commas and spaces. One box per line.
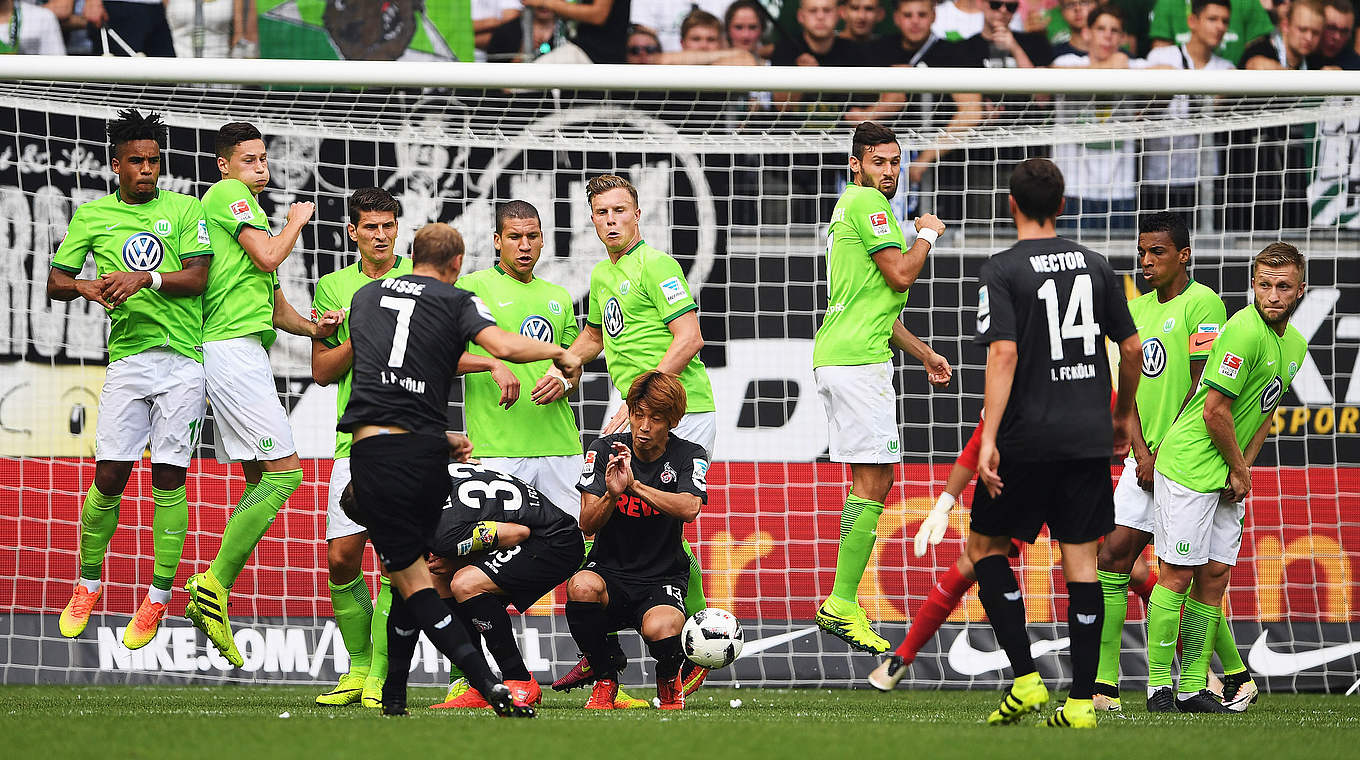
555, 174, 713, 701
1092, 212, 1242, 712
1146, 243, 1308, 713
185, 122, 347, 667
812, 122, 952, 653
48, 110, 212, 651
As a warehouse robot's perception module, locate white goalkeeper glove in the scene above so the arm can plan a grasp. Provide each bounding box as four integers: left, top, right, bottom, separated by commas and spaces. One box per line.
913, 492, 955, 557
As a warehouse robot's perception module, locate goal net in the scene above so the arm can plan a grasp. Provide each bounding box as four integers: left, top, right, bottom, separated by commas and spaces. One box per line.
1, 61, 1356, 692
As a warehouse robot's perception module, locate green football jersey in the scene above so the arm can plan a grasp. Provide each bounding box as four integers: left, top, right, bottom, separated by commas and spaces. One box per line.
1155, 305, 1307, 493
202, 178, 278, 348
585, 240, 715, 413
1147, 0, 1273, 64
1129, 280, 1226, 451
312, 255, 413, 458
812, 182, 909, 369
457, 265, 582, 458
51, 190, 212, 364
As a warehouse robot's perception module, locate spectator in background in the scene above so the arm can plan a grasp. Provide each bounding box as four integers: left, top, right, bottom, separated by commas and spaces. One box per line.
680, 8, 724, 50
1047, 0, 1094, 55
83, 0, 175, 56
1142, 0, 1234, 213
624, 23, 662, 64
852, 0, 952, 121
640, 12, 760, 64
840, 0, 885, 44
485, 5, 564, 61
771, 0, 870, 115
726, 0, 769, 58
165, 0, 250, 58
632, 0, 728, 52
472, 0, 520, 55
1313, 0, 1360, 66
43, 0, 94, 54
934, 0, 1025, 42
0, 0, 66, 53
527, 0, 630, 64
1244, 0, 1322, 66
1149, 0, 1274, 63
938, 0, 1055, 67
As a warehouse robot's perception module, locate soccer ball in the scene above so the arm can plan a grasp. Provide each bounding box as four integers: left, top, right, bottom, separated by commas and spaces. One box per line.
681, 608, 744, 669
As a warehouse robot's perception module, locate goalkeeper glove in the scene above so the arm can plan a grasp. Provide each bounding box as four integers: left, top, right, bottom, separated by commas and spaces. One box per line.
913, 492, 955, 557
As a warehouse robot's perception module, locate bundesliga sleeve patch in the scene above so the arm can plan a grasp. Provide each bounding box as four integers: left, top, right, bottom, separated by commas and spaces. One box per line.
579, 450, 597, 487
868, 211, 890, 236
471, 295, 495, 321
1219, 352, 1243, 379
658, 276, 688, 305
229, 199, 254, 222
197, 220, 210, 245
692, 458, 709, 490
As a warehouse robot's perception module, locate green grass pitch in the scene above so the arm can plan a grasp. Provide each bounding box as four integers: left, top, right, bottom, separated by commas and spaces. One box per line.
5, 685, 1357, 759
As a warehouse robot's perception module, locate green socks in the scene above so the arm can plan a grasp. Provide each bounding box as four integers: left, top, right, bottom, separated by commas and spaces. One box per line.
209, 469, 301, 587
79, 484, 122, 581
829, 494, 884, 606
682, 539, 708, 616
368, 575, 392, 685
330, 574, 374, 674
1179, 597, 1220, 695
1215, 607, 1246, 674
1095, 569, 1130, 689
1146, 584, 1187, 690
150, 486, 188, 591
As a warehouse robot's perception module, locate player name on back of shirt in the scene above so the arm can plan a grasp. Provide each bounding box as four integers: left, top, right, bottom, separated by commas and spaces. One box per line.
1028, 250, 1089, 273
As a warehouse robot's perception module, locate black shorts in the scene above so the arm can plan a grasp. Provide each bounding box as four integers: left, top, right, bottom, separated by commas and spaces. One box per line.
970, 457, 1114, 544
585, 564, 687, 633
443, 532, 584, 613
349, 433, 451, 572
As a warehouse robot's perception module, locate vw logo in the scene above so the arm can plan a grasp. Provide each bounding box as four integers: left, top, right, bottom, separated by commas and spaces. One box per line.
1141, 337, 1167, 378
603, 297, 624, 338
520, 315, 554, 343
1260, 376, 1283, 413
121, 232, 164, 272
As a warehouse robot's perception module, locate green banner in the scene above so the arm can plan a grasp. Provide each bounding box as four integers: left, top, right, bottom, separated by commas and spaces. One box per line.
258, 0, 472, 62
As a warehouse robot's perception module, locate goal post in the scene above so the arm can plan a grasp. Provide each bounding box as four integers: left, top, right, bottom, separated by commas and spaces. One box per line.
0, 59, 1356, 691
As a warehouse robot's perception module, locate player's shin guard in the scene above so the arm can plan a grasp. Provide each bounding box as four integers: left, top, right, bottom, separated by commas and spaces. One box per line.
150, 486, 188, 593
1146, 584, 1187, 690
460, 593, 529, 681
829, 494, 884, 607
209, 469, 301, 587
974, 554, 1035, 676
1095, 570, 1130, 690
1214, 607, 1247, 675
1178, 598, 1219, 696
896, 564, 973, 663
330, 574, 375, 673
682, 540, 708, 616
403, 588, 499, 696
1067, 581, 1102, 700
647, 635, 685, 682
79, 484, 122, 583
566, 601, 617, 680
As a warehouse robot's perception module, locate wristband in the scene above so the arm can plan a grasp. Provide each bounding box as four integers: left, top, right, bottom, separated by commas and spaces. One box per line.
916, 227, 939, 248
557, 375, 570, 393
149, 271, 163, 291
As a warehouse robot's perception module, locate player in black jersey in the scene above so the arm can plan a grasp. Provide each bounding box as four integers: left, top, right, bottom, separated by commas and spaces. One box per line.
970, 159, 1142, 729
565, 371, 709, 712
425, 461, 585, 710
338, 224, 580, 718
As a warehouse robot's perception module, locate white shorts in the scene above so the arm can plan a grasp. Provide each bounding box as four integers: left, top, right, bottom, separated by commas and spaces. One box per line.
480, 455, 583, 521
672, 411, 717, 459
1113, 456, 1155, 533
204, 337, 296, 464
325, 457, 366, 541
1152, 470, 1246, 567
814, 362, 899, 464
95, 349, 206, 467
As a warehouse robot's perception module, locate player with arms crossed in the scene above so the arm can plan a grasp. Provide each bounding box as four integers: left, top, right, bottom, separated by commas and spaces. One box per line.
185, 122, 345, 666
567, 371, 709, 711
813, 121, 952, 653
1145, 244, 1307, 713
50, 109, 212, 649
556, 174, 713, 699
971, 158, 1141, 729
423, 461, 586, 709
1093, 213, 1241, 712
340, 223, 580, 716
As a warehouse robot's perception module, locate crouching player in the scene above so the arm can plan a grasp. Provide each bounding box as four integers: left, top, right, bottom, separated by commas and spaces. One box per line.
424, 461, 586, 709
566, 371, 708, 710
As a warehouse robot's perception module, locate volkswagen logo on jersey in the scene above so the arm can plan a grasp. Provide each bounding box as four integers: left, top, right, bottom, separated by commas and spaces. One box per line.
1261, 376, 1283, 413
520, 315, 554, 343
1141, 337, 1167, 378
121, 232, 164, 272
603, 297, 624, 338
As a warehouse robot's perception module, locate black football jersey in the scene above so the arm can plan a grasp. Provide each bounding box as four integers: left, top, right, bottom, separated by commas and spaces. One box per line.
436, 461, 579, 552
577, 432, 709, 581
338, 274, 496, 437
974, 237, 1136, 461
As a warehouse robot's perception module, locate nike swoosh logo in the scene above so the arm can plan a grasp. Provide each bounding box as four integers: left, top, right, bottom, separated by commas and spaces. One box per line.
105, 224, 119, 230
735, 626, 818, 659
1267, 361, 1277, 366
498, 301, 514, 307
1190, 335, 1216, 351
947, 628, 1070, 676
1003, 590, 1023, 601
1247, 630, 1360, 675
1159, 639, 1177, 647
163, 528, 186, 535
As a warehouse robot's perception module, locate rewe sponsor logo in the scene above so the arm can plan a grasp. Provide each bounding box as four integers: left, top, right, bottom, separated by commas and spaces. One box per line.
1246, 630, 1360, 676
946, 629, 1071, 676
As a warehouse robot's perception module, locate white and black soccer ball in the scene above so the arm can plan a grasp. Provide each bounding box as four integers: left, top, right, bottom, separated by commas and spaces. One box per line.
681, 608, 744, 669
